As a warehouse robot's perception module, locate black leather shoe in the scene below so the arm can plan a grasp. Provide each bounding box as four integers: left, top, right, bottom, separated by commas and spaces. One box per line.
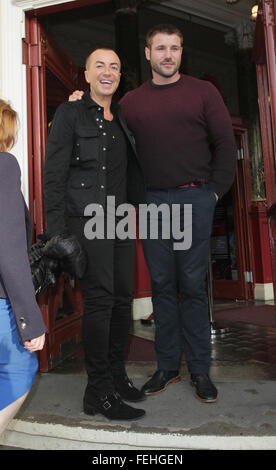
141, 369, 180, 395
190, 374, 218, 403
83, 391, 145, 420
113, 374, 146, 402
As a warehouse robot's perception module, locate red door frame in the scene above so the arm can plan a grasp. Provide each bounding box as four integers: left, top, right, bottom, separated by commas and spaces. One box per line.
253, 1, 276, 301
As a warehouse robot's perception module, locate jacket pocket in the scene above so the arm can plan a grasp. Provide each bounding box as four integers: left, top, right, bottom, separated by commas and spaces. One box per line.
66, 171, 97, 215
75, 126, 100, 164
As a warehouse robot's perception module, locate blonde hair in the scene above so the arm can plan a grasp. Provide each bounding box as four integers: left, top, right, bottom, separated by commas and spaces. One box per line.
0, 99, 18, 152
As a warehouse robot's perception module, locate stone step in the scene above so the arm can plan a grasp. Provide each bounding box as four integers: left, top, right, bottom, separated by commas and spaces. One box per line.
2, 417, 276, 450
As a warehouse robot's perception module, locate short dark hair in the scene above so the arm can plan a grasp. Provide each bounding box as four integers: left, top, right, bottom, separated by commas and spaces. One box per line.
146, 24, 183, 48
85, 46, 119, 69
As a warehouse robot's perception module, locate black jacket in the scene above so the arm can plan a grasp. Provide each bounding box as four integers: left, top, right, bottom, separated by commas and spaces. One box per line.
43, 91, 146, 236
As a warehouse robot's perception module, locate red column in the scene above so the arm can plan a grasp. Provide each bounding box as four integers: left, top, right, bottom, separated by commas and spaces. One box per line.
250, 202, 273, 284
261, 1, 276, 299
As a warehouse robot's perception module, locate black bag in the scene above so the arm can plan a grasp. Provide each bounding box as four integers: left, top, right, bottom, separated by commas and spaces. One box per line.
29, 232, 87, 295
42, 233, 87, 279
29, 240, 60, 296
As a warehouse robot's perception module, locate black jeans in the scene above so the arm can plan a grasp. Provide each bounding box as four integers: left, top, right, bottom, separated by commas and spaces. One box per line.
142, 185, 217, 374
68, 217, 135, 397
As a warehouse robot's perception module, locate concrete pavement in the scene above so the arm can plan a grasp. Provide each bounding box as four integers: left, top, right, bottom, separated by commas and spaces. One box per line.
1, 318, 276, 450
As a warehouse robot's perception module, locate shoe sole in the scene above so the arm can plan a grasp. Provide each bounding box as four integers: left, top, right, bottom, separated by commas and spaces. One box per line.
190, 381, 218, 403
144, 375, 181, 396
83, 404, 146, 421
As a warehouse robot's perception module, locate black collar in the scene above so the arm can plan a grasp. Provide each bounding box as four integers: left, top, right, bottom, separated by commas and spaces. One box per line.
83, 89, 119, 114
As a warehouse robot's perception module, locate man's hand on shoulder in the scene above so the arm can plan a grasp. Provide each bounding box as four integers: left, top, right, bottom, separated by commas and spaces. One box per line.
69, 90, 84, 101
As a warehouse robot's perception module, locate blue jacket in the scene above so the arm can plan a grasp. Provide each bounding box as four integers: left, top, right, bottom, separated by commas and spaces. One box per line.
0, 152, 46, 342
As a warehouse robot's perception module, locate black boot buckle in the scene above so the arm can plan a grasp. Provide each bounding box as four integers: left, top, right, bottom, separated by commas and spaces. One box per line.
103, 400, 111, 410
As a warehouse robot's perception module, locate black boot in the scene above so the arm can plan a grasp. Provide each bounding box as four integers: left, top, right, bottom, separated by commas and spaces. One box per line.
83, 391, 145, 420
113, 374, 146, 402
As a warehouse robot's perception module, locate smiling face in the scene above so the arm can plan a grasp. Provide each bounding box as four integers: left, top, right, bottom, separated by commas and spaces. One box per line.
145, 33, 183, 85
84, 49, 121, 104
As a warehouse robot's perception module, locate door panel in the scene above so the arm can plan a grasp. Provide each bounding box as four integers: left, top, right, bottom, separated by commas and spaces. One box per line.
212, 124, 254, 300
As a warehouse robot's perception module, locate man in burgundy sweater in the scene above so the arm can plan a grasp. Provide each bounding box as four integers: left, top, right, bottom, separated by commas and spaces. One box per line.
120, 24, 236, 403
70, 24, 237, 403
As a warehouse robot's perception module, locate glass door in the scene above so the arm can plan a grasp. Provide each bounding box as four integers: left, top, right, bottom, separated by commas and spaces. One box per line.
211, 124, 255, 300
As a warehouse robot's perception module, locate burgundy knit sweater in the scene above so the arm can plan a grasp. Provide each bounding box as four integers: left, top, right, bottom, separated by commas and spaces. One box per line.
120, 74, 237, 198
